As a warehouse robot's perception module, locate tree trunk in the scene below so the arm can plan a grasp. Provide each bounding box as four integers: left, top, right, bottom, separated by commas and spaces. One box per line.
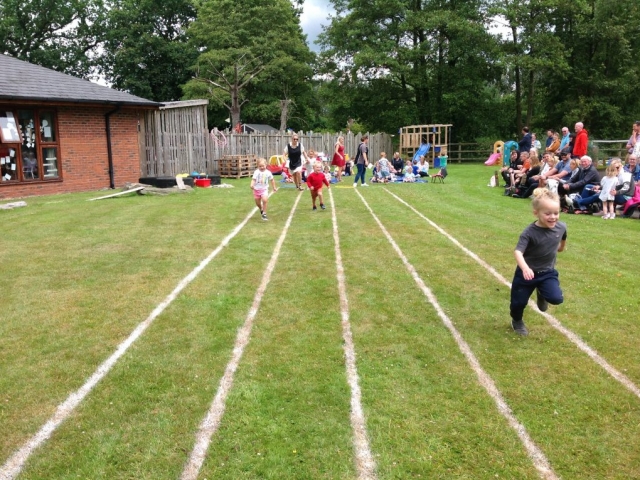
512, 25, 522, 133
526, 68, 534, 127
280, 99, 291, 131
230, 84, 241, 127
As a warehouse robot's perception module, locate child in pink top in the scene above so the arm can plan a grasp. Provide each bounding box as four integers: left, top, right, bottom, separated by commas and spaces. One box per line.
250, 158, 278, 220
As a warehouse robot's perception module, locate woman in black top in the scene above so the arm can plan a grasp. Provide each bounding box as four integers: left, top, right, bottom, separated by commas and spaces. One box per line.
283, 133, 310, 191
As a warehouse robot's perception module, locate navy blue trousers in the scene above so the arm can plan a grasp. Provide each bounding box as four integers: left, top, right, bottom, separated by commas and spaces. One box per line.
354, 163, 366, 184
510, 267, 563, 321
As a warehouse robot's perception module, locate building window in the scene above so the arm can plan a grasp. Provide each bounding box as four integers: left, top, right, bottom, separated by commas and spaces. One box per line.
0, 108, 61, 183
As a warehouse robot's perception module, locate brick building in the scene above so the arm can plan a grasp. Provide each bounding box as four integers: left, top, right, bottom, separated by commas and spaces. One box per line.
0, 54, 159, 200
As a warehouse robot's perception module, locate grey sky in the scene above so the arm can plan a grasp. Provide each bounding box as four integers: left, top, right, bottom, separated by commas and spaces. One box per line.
300, 0, 335, 51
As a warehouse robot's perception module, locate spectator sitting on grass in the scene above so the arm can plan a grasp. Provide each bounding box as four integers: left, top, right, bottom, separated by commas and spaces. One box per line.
509, 151, 532, 191
391, 152, 404, 175
501, 150, 522, 187
512, 154, 542, 198
403, 160, 416, 182
560, 155, 600, 199
518, 153, 557, 199
624, 155, 640, 182
374, 152, 392, 183
539, 151, 572, 188
417, 155, 430, 178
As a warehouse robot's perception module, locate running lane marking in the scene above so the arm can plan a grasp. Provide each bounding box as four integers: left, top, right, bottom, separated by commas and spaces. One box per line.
329, 188, 377, 480
180, 191, 303, 480
384, 188, 640, 401
357, 190, 558, 480
0, 198, 274, 480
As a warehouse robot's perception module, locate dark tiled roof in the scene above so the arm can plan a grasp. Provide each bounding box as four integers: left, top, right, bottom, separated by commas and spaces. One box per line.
244, 123, 278, 133
0, 54, 160, 107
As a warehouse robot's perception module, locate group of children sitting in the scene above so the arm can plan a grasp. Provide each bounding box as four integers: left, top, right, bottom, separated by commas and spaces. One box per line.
368, 152, 431, 183
279, 148, 446, 185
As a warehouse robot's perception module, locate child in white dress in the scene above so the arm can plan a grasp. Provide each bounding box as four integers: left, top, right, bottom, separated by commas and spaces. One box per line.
599, 163, 619, 219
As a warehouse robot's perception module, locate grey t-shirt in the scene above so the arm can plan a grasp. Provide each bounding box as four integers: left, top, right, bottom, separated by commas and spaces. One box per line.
356, 143, 368, 165
515, 221, 567, 272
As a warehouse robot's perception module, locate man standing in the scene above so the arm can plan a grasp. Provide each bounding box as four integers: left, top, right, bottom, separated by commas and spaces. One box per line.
519, 127, 532, 153
545, 129, 554, 149
558, 127, 570, 152
353, 135, 369, 187
572, 122, 589, 157
625, 121, 640, 155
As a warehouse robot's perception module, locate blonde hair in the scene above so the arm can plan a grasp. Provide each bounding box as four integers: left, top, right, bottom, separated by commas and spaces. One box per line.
532, 188, 560, 210
530, 155, 541, 168
605, 163, 618, 177
257, 157, 267, 166
569, 158, 579, 169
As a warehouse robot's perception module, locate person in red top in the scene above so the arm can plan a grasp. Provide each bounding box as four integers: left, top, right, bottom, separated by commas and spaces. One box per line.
572, 122, 589, 157
306, 161, 330, 210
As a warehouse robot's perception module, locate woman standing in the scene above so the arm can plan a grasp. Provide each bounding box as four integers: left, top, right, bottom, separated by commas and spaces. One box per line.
331, 135, 346, 182
283, 133, 310, 191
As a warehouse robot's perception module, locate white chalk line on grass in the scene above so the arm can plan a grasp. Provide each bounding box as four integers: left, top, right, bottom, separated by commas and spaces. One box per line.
383, 188, 640, 401
328, 188, 377, 480
0, 198, 273, 480
180, 191, 303, 480
357, 190, 558, 480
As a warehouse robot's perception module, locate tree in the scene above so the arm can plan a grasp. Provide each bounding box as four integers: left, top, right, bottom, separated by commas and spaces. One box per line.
538, 0, 640, 137
0, 0, 106, 76
490, 0, 569, 132
319, 0, 503, 140
100, 0, 196, 101
184, 0, 314, 129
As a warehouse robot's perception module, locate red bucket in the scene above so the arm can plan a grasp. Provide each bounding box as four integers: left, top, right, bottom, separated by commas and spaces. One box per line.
194, 178, 211, 187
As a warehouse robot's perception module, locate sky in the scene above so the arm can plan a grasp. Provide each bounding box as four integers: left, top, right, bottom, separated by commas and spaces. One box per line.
299, 0, 335, 52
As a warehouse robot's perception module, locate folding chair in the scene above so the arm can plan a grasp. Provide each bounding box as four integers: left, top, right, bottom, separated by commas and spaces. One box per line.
431, 167, 447, 183
430, 155, 448, 183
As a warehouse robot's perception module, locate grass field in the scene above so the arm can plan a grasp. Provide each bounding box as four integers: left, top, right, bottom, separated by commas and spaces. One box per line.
1, 164, 640, 479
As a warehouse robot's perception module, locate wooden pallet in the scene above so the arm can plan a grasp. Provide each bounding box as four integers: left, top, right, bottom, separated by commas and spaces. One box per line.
219, 154, 257, 178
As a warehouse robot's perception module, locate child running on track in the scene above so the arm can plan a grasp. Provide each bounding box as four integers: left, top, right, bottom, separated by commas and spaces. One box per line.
306, 161, 330, 210
510, 189, 567, 336
250, 158, 278, 221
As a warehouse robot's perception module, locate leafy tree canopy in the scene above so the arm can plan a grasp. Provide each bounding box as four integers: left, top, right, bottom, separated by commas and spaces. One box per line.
0, 0, 106, 77
100, 0, 197, 101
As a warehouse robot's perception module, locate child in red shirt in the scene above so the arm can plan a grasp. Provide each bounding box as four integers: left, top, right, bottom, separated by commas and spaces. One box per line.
306, 161, 330, 210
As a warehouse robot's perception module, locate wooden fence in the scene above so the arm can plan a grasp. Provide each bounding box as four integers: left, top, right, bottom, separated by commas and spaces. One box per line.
446, 140, 629, 167
140, 113, 393, 177
207, 131, 393, 163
